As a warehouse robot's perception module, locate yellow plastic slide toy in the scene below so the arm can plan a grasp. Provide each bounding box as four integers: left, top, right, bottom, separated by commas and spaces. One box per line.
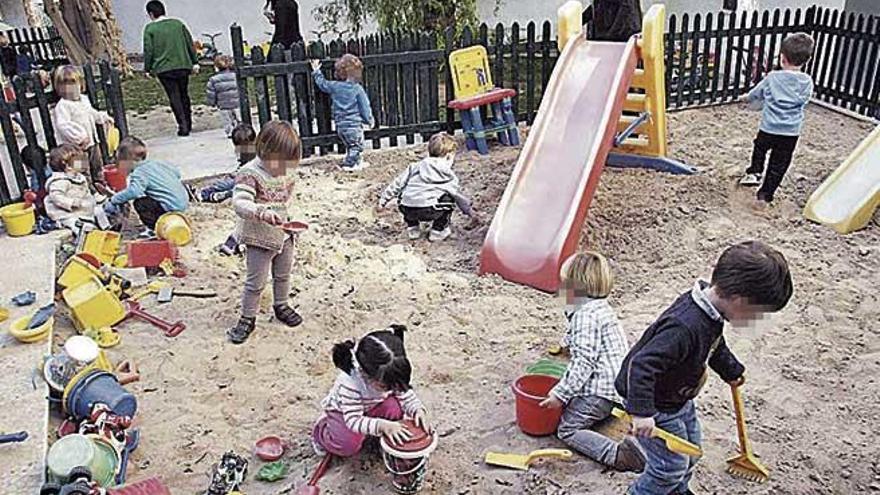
804, 125, 880, 234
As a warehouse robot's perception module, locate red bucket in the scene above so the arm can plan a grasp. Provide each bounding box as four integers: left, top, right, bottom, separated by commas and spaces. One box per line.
511, 375, 563, 436
103, 166, 128, 192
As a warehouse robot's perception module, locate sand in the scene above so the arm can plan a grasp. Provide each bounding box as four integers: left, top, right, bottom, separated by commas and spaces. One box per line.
53, 103, 878, 494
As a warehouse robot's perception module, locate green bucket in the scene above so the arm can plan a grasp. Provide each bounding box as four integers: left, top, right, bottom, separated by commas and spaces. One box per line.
47, 433, 119, 487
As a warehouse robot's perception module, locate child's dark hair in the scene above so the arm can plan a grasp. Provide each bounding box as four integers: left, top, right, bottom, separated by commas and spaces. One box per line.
781, 33, 814, 67
48, 144, 82, 173
332, 325, 412, 392
231, 123, 257, 146
145, 0, 166, 17
21, 144, 48, 188
711, 241, 793, 312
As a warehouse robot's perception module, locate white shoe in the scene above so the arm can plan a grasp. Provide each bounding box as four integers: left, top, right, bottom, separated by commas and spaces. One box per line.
406, 226, 421, 240
428, 227, 451, 242
739, 173, 762, 186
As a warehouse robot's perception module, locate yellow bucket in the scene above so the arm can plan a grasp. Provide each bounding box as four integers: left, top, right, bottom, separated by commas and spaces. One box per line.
58, 255, 106, 290
106, 127, 121, 156
0, 203, 36, 237
62, 276, 126, 331
80, 231, 121, 265
9, 314, 53, 343
155, 212, 192, 247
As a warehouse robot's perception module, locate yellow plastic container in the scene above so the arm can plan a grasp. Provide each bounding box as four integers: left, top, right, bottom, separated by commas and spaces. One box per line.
58, 255, 106, 290
80, 231, 121, 265
448, 45, 494, 100
0, 307, 8, 323
0, 202, 36, 237
106, 126, 121, 156
62, 276, 126, 331
155, 212, 192, 247
9, 314, 53, 343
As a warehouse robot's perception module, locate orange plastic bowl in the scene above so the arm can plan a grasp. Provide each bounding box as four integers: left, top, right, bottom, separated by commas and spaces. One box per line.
255, 435, 285, 462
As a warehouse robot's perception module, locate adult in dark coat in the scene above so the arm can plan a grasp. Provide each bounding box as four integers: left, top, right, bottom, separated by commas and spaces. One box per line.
593, 0, 643, 42
264, 0, 304, 49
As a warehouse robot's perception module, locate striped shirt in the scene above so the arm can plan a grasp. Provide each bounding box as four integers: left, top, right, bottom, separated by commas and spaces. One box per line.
550, 298, 629, 404
321, 368, 424, 436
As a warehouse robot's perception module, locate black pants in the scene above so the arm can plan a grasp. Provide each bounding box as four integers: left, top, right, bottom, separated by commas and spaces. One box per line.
747, 130, 799, 202
133, 197, 167, 230
399, 193, 455, 231
157, 69, 193, 134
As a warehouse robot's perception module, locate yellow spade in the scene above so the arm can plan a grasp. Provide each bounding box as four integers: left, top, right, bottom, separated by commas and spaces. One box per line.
611, 408, 703, 458
484, 449, 573, 471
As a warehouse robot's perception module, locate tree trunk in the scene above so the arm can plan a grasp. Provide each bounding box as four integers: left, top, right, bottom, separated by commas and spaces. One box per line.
43, 0, 130, 73
23, 0, 43, 27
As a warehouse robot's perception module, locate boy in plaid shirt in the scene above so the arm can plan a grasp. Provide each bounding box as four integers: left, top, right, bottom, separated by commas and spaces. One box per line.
540, 251, 645, 472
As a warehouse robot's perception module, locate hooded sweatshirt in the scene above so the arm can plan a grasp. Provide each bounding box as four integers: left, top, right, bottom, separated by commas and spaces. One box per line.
379, 156, 473, 215
747, 70, 813, 136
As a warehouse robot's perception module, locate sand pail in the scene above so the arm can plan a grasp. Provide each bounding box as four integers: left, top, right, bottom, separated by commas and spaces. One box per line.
64, 369, 137, 420
155, 212, 192, 246
380, 420, 438, 494
0, 202, 35, 237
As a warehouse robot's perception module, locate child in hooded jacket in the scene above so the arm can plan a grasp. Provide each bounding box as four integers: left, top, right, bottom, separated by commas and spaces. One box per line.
378, 133, 476, 242
44, 144, 100, 230
739, 33, 815, 203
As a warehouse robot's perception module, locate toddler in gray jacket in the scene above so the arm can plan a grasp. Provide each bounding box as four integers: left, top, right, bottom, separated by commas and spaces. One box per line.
379, 133, 477, 242
206, 55, 241, 137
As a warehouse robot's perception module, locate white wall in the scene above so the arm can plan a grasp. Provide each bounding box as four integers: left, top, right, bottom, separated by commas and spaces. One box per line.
0, 0, 30, 28
113, 0, 852, 55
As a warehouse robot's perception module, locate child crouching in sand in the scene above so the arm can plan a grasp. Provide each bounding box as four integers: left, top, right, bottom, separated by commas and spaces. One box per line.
313, 325, 431, 456
540, 251, 644, 472
227, 120, 303, 344
378, 133, 477, 242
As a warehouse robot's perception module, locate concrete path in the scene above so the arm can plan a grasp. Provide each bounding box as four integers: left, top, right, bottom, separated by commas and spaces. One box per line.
145, 128, 238, 181
0, 234, 57, 493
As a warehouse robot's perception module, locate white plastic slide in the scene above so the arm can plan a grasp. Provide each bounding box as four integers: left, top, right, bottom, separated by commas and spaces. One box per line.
803, 125, 880, 234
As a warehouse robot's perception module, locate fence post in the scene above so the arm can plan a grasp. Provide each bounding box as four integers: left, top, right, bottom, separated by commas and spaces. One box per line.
511, 22, 520, 118
444, 27, 455, 135
107, 66, 129, 137
230, 24, 253, 128
540, 21, 552, 91
526, 21, 537, 125
0, 101, 28, 199
31, 72, 56, 150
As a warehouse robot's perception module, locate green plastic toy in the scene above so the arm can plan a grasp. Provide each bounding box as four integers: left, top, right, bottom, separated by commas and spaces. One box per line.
256, 461, 289, 482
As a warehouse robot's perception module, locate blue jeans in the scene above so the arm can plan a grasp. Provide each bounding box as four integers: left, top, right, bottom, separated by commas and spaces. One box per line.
337, 126, 365, 168
200, 176, 235, 203
628, 401, 701, 495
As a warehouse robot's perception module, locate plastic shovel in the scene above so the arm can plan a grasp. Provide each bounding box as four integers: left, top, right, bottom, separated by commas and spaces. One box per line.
484, 449, 573, 470
611, 408, 703, 458
296, 454, 332, 495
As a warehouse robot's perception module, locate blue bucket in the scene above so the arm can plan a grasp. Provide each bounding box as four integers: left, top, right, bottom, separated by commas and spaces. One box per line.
66, 370, 137, 420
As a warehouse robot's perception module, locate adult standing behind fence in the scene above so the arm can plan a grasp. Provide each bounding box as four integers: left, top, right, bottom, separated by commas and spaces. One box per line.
143, 0, 200, 137
592, 0, 642, 42
264, 0, 304, 49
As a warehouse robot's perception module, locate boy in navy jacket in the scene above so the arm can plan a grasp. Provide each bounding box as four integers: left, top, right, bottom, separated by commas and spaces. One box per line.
617, 241, 793, 495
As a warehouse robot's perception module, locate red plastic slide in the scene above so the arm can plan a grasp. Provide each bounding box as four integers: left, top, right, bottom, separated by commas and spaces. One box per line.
480, 36, 637, 292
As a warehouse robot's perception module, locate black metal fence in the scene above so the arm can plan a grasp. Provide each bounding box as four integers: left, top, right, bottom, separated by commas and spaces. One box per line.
665, 6, 880, 118
2, 26, 68, 71
0, 60, 128, 207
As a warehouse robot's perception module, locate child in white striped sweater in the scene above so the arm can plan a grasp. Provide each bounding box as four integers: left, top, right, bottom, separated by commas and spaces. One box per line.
313, 325, 432, 456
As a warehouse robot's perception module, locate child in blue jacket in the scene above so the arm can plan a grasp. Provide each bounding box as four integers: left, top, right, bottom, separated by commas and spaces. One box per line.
104, 136, 188, 235
740, 33, 815, 204
311, 55, 374, 172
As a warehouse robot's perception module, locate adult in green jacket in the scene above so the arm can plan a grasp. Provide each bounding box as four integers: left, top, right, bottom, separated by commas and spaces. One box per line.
143, 0, 199, 136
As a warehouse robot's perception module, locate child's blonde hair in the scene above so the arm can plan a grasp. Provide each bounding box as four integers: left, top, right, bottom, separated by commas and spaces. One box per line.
214, 54, 234, 71
559, 251, 614, 298
427, 132, 457, 157
334, 54, 364, 81
53, 65, 83, 92
117, 136, 148, 161
256, 120, 301, 162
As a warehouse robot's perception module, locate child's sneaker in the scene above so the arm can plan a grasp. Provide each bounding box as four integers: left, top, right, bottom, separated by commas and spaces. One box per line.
208, 191, 232, 203
613, 436, 646, 472
217, 235, 241, 256
342, 161, 370, 172
406, 225, 422, 240
137, 228, 156, 239
428, 227, 451, 242
227, 316, 256, 344
739, 173, 762, 186
273, 304, 303, 327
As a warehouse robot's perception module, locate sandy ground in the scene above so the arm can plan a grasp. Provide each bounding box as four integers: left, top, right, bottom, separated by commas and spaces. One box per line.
51, 103, 879, 494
